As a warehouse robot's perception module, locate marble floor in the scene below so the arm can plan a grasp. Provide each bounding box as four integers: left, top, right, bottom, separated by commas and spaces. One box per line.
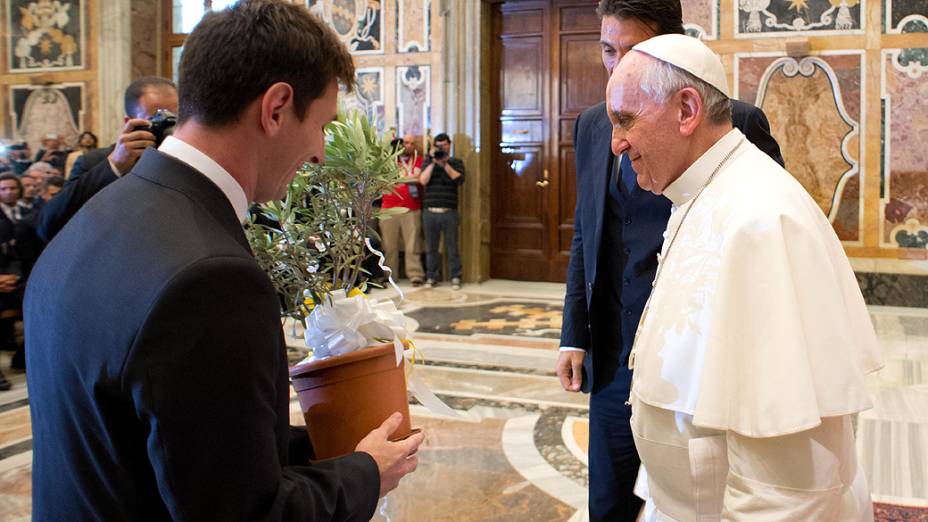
1, 280, 926, 520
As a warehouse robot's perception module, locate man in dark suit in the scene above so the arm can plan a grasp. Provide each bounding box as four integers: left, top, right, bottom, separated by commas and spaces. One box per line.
555, 2, 784, 520
36, 77, 178, 243
26, 1, 423, 519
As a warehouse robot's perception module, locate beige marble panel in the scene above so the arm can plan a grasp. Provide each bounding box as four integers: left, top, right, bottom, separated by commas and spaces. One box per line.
761, 61, 855, 217
0, 409, 30, 448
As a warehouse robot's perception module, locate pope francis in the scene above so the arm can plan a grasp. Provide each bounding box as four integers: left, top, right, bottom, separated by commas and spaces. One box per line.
609, 34, 884, 521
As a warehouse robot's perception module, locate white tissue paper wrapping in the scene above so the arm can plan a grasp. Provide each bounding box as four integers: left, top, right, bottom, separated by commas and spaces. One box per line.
303, 289, 460, 418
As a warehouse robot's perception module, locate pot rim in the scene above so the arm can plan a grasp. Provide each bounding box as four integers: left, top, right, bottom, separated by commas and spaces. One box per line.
289, 342, 398, 377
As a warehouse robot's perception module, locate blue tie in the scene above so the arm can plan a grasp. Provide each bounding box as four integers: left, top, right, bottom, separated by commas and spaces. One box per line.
618, 154, 637, 194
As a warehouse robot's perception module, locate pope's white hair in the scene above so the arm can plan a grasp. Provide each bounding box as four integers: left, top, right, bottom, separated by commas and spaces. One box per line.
636, 53, 732, 125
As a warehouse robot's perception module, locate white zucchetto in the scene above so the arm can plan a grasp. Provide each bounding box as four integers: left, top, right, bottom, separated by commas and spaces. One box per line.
632, 33, 730, 97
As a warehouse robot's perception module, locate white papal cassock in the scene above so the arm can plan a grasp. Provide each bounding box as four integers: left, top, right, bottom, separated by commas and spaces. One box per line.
629, 128, 884, 521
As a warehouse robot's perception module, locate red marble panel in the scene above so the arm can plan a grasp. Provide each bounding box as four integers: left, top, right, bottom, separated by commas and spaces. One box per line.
882, 51, 928, 247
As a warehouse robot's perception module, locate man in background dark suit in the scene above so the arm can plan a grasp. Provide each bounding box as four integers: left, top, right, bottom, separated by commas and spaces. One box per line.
555, 2, 784, 520
36, 77, 178, 243
26, 1, 423, 520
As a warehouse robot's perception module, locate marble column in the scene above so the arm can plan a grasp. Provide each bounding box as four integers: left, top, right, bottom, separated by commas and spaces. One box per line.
98, 0, 134, 146
441, 0, 493, 282
131, 0, 161, 79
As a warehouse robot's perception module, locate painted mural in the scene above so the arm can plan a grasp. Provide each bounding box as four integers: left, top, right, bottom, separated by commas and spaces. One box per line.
736, 0, 864, 36
9, 83, 84, 153
396, 65, 431, 137
738, 53, 864, 242
308, 0, 383, 54
7, 0, 84, 72
345, 67, 386, 134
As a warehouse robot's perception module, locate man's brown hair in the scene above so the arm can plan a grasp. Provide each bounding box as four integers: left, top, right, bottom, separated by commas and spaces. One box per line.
596, 0, 685, 36
178, 0, 355, 127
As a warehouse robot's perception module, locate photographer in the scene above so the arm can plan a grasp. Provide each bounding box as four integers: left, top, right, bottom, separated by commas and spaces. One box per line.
3, 142, 33, 176
33, 134, 68, 172
38, 77, 177, 243
418, 133, 465, 290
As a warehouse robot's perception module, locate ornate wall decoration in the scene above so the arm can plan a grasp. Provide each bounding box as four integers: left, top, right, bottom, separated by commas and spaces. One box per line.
682, 0, 719, 40
736, 0, 864, 37
880, 48, 928, 248
342, 67, 386, 134
397, 0, 430, 52
6, 0, 84, 72
9, 83, 84, 153
308, 0, 384, 54
396, 65, 431, 138
737, 53, 864, 242
885, 0, 928, 33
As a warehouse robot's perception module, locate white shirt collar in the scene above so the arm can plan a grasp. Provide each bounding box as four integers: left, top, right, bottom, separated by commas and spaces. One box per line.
663, 128, 744, 207
158, 135, 249, 222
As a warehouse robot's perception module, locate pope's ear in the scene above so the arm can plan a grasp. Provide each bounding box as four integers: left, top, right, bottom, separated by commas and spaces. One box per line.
259, 82, 294, 137
677, 87, 702, 137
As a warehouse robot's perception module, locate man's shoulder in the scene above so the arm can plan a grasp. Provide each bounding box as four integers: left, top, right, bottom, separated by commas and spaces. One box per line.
577, 101, 608, 129
731, 99, 763, 120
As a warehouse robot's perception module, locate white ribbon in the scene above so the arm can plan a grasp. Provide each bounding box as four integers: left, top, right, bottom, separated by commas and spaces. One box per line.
303, 291, 462, 418
365, 237, 404, 302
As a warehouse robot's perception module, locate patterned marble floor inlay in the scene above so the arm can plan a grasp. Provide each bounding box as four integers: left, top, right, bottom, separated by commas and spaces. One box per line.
1, 282, 926, 520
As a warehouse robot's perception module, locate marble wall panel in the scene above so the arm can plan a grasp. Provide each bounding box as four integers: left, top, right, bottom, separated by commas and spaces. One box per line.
396, 64, 431, 138
308, 0, 384, 54
736, 0, 865, 37
8, 83, 85, 153
345, 67, 386, 134
682, 0, 719, 39
881, 49, 928, 248
397, 0, 430, 52
6, 0, 85, 72
885, 0, 928, 33
737, 53, 864, 242
131, 0, 158, 78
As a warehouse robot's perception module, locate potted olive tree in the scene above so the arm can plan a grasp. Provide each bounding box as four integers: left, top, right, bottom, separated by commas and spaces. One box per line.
246, 109, 414, 459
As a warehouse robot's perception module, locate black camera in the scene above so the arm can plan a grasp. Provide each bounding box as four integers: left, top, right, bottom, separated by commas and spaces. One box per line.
433, 150, 448, 161
137, 109, 177, 146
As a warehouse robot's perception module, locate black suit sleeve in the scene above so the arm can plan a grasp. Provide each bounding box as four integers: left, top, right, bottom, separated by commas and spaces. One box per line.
126, 257, 379, 521
37, 159, 119, 243
559, 115, 591, 350
734, 103, 784, 167
68, 152, 90, 181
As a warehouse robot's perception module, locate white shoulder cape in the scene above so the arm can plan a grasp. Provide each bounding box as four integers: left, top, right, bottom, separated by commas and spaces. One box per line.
631, 139, 883, 438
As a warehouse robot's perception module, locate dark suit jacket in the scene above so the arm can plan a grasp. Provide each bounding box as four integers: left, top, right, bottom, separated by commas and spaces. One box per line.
68, 144, 115, 180
26, 149, 380, 521
0, 208, 41, 283
561, 100, 783, 393
37, 145, 119, 243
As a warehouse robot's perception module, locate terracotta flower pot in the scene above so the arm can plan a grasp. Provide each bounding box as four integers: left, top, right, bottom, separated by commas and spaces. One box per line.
289, 342, 412, 460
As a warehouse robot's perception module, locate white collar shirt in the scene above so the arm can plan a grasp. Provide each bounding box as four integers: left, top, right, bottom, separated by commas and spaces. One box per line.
158, 136, 249, 223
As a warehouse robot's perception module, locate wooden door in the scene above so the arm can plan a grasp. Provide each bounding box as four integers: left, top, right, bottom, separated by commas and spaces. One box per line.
491, 0, 608, 282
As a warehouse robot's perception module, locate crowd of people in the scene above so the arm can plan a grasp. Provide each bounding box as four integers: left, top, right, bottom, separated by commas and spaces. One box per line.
0, 134, 80, 390
379, 132, 466, 290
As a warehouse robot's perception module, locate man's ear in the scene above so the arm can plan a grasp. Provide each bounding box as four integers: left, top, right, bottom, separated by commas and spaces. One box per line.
677, 87, 702, 137
260, 82, 295, 137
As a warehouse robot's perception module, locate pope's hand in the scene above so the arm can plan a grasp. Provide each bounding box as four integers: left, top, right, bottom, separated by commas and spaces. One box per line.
355, 412, 424, 498
555, 351, 585, 392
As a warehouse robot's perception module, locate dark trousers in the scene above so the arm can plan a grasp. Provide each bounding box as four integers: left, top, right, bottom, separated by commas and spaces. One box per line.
588, 363, 642, 521
422, 208, 462, 281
